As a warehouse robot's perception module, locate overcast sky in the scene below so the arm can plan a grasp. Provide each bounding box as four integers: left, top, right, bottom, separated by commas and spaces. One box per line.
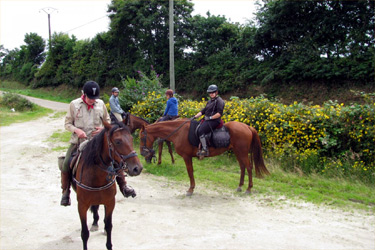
0, 0, 259, 51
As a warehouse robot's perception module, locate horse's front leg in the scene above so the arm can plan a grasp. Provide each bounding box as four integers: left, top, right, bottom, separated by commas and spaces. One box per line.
157, 140, 163, 165
166, 141, 175, 164
78, 202, 90, 250
90, 205, 99, 232
104, 199, 115, 250
183, 156, 195, 196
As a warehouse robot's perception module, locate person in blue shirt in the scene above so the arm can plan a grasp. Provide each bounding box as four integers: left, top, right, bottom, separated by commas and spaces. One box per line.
159, 89, 178, 122
109, 87, 126, 122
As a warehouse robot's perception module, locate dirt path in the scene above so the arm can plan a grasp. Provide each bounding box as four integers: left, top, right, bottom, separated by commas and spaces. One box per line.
0, 97, 374, 250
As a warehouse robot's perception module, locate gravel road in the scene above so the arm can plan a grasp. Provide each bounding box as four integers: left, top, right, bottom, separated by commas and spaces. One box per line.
0, 95, 374, 250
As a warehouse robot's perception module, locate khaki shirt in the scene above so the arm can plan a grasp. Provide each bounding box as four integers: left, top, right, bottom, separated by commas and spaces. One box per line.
65, 97, 110, 144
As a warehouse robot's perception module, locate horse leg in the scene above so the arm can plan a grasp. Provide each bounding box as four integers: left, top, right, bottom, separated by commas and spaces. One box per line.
234, 151, 253, 194
166, 141, 175, 164
104, 200, 115, 250
78, 202, 90, 250
237, 164, 246, 192
157, 140, 163, 165
245, 156, 254, 194
183, 157, 195, 196
90, 205, 99, 232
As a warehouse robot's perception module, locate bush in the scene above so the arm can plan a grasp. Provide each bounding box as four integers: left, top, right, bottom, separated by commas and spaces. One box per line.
119, 67, 165, 112
131, 92, 375, 183
0, 92, 34, 111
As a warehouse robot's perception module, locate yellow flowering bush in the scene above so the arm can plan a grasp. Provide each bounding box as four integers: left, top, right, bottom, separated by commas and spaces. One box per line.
131, 93, 375, 183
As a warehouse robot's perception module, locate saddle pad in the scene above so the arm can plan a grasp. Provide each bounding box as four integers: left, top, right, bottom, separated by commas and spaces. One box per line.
188, 120, 200, 147
212, 126, 230, 148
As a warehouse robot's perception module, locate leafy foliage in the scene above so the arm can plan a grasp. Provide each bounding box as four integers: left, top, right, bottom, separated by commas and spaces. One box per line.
131, 92, 375, 183
118, 67, 165, 112
1, 0, 374, 99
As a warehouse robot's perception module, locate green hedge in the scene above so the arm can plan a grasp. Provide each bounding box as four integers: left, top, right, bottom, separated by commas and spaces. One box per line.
131, 92, 375, 183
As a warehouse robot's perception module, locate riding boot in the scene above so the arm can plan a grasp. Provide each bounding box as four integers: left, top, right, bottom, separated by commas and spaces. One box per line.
197, 135, 209, 158
60, 171, 71, 206
116, 171, 136, 198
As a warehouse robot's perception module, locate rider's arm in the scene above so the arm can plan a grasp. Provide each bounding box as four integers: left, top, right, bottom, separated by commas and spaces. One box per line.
194, 111, 202, 119
109, 96, 123, 113
65, 102, 87, 139
164, 99, 171, 116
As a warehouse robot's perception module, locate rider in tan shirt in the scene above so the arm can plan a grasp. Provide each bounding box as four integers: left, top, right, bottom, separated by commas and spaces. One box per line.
60, 81, 136, 206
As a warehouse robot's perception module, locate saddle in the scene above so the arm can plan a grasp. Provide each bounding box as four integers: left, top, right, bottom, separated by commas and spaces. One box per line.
110, 111, 130, 126
188, 120, 230, 148
69, 140, 89, 175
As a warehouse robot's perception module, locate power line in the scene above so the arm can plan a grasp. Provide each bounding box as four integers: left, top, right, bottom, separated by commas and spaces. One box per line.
65, 15, 108, 33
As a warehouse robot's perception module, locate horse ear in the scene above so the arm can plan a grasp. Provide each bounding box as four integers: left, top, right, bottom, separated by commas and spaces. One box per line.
102, 118, 112, 130
123, 112, 130, 126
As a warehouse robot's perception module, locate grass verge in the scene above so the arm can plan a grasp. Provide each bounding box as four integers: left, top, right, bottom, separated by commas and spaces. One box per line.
0, 106, 52, 126
142, 143, 375, 212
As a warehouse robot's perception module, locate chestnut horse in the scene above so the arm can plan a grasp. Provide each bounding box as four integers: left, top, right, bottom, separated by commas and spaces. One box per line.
71, 120, 143, 250
140, 119, 269, 196
127, 113, 175, 164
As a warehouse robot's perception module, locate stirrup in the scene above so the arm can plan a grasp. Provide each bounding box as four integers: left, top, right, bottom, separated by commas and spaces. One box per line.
197, 149, 209, 157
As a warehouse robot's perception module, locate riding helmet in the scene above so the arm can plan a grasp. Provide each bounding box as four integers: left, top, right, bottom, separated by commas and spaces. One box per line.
165, 89, 174, 96
83, 81, 100, 99
207, 84, 218, 93
112, 87, 120, 93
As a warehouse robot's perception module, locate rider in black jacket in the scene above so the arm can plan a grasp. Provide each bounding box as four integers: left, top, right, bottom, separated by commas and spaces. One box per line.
194, 85, 225, 158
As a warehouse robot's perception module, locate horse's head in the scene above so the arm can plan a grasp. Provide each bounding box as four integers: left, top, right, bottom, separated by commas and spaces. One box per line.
104, 120, 143, 176
139, 125, 156, 163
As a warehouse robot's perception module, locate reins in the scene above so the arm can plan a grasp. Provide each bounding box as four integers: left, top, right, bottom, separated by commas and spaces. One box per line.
159, 118, 193, 142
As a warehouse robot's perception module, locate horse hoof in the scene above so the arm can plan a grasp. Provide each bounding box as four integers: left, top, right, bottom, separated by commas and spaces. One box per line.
236, 187, 242, 192
90, 225, 99, 232
186, 191, 193, 196
245, 190, 251, 195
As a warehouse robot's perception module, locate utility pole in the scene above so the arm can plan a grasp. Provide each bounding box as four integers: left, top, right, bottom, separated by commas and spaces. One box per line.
169, 0, 175, 91
40, 7, 58, 50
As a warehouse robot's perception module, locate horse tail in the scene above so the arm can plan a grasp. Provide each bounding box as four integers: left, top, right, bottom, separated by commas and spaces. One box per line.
248, 126, 270, 178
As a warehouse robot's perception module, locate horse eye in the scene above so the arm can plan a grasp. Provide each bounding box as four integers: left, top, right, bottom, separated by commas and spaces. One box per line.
114, 139, 122, 145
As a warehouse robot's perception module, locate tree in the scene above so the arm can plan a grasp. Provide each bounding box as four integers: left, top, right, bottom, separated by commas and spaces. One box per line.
253, 0, 375, 83
23, 32, 46, 65
107, 0, 194, 85
35, 33, 76, 87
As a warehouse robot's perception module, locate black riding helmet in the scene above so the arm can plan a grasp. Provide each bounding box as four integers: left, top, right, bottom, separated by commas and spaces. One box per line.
207, 84, 218, 93
83, 81, 100, 99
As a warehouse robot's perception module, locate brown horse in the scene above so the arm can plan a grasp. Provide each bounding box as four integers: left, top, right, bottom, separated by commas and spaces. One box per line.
71, 119, 143, 250
140, 119, 269, 196
127, 113, 175, 164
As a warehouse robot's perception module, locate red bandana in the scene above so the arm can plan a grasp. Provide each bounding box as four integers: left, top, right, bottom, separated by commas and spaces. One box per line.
81, 95, 94, 110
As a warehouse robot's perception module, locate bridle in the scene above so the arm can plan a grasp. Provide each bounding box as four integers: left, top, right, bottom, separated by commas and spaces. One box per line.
74, 127, 138, 191
140, 129, 156, 162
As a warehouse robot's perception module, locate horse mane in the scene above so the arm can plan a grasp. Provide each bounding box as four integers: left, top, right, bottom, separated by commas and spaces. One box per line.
81, 121, 130, 167
130, 114, 150, 124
